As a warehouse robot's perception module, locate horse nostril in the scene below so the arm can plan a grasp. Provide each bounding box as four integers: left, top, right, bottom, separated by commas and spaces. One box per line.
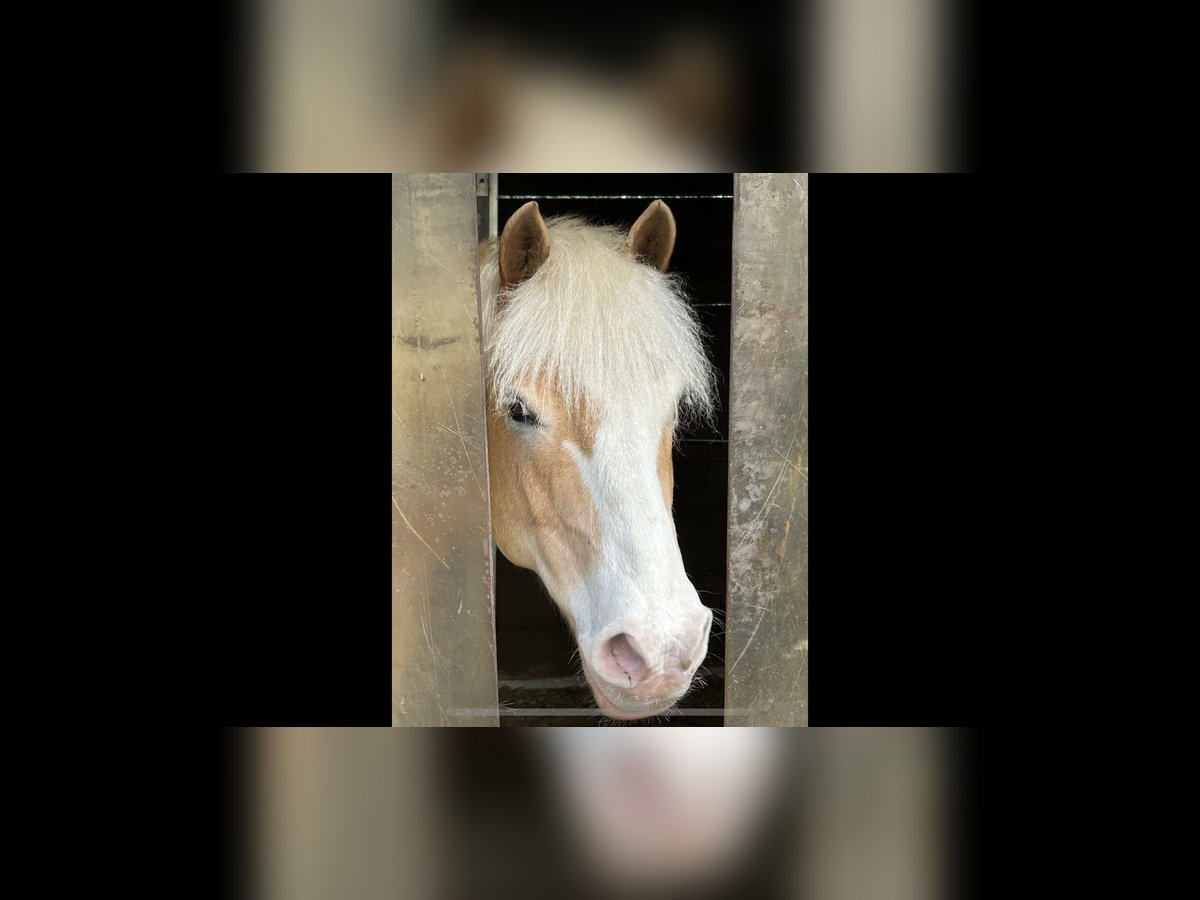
600, 632, 649, 687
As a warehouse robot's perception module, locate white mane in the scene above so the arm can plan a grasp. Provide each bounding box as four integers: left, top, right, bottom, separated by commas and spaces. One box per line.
479, 216, 715, 427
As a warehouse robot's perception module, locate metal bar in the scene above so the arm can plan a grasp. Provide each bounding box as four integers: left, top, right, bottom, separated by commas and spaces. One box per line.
725, 173, 809, 726
448, 708, 751, 717
487, 174, 499, 240
498, 195, 735, 200
392, 173, 498, 726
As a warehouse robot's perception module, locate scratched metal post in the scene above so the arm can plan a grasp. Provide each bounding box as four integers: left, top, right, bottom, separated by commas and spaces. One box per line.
725, 173, 809, 726
392, 174, 498, 726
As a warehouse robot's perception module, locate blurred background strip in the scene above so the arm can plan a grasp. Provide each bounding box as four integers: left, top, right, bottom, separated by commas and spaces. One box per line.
242, 728, 957, 900
231, 0, 973, 171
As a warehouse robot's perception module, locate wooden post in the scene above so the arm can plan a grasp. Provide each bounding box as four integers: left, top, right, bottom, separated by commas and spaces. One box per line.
392, 174, 498, 725
726, 173, 809, 726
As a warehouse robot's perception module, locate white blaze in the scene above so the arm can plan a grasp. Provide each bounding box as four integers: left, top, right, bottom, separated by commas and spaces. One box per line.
562, 401, 703, 674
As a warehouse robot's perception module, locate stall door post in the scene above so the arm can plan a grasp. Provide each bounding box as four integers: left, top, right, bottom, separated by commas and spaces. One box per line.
726, 173, 809, 726
392, 174, 498, 725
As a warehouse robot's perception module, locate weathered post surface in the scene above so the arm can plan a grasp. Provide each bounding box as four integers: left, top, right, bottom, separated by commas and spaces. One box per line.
726, 173, 809, 726
392, 174, 497, 726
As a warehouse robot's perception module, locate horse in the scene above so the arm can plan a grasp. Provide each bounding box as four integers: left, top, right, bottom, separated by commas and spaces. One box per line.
479, 199, 716, 720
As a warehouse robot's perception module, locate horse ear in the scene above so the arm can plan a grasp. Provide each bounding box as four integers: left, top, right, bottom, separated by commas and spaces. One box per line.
625, 199, 676, 272
499, 201, 551, 287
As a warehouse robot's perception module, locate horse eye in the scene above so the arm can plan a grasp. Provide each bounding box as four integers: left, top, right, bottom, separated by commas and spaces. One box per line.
508, 400, 538, 426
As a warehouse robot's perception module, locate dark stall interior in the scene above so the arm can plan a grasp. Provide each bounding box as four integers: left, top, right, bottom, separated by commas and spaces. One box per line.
491, 175, 733, 725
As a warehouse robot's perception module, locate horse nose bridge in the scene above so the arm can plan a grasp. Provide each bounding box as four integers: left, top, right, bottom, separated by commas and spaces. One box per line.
593, 449, 675, 514
598, 497, 686, 565
598, 487, 675, 530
